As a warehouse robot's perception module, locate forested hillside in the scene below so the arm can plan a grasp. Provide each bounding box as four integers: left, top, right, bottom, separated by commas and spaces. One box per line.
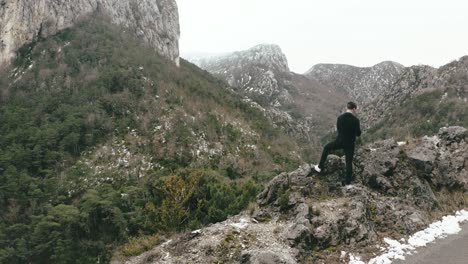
0, 18, 302, 263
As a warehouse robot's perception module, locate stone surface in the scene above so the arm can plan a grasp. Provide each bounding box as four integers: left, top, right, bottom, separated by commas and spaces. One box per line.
438, 126, 467, 145
407, 136, 439, 175
242, 251, 297, 264
433, 126, 468, 189
0, 0, 180, 67
114, 127, 468, 264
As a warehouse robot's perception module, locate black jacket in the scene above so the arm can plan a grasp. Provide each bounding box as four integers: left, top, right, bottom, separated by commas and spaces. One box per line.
336, 112, 361, 146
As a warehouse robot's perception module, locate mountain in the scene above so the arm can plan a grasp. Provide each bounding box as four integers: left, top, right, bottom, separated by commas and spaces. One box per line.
0, 17, 305, 263
116, 126, 468, 264
305, 61, 405, 104
365, 56, 468, 140
303, 56, 468, 141
0, 0, 180, 67
187, 44, 347, 149
194, 44, 290, 100
1, 1, 466, 263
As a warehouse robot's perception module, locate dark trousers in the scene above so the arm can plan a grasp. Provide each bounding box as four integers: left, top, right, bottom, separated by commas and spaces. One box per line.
318, 140, 355, 183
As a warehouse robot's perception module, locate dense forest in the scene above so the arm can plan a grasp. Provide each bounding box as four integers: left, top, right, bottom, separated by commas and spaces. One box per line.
0, 19, 302, 263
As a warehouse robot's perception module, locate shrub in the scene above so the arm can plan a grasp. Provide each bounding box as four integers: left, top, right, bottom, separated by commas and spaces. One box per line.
120, 234, 160, 257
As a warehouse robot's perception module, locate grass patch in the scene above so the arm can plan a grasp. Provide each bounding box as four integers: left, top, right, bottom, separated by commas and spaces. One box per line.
120, 234, 161, 257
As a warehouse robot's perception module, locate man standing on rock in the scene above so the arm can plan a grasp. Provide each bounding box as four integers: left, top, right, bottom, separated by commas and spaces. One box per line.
314, 102, 361, 184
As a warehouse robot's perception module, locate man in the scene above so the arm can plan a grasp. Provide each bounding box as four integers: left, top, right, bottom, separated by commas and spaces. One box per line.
314, 102, 361, 184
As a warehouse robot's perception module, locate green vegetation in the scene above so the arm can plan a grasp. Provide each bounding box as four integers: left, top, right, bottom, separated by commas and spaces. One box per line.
277, 185, 291, 212
120, 234, 160, 257
213, 228, 254, 263
365, 90, 468, 141
0, 18, 301, 263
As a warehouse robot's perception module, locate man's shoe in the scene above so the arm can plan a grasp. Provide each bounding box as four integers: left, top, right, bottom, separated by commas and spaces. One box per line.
313, 165, 321, 173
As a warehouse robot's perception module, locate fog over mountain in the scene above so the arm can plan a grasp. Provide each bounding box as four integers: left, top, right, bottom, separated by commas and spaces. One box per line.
178, 0, 468, 73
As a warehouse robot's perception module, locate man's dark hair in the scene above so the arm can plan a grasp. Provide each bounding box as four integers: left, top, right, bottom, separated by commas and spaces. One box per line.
347, 101, 357, 110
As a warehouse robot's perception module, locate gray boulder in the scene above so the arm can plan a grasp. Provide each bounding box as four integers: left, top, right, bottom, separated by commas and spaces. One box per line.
433, 126, 468, 189
438, 126, 467, 145
241, 251, 297, 264
406, 136, 438, 175
355, 139, 400, 190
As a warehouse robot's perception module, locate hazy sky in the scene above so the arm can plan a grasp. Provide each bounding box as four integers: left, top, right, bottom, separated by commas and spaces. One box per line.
177, 0, 468, 73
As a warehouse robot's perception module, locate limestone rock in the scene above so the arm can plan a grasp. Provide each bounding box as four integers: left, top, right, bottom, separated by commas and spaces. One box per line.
438, 126, 467, 145
355, 139, 400, 189
241, 251, 297, 264
433, 126, 468, 189
0, 0, 180, 67
406, 136, 438, 175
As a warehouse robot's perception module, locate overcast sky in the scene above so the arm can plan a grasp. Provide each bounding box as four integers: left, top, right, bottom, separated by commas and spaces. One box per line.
177, 0, 468, 73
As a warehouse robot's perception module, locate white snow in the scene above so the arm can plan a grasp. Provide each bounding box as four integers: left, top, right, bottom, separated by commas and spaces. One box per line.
349, 210, 468, 264
349, 254, 365, 264
231, 218, 249, 230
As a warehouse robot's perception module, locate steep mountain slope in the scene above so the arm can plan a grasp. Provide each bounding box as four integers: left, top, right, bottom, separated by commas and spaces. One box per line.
196, 44, 292, 106
305, 61, 405, 104
0, 19, 302, 263
364, 57, 468, 140
187, 44, 347, 150
0, 0, 180, 66
304, 57, 468, 142
118, 126, 468, 264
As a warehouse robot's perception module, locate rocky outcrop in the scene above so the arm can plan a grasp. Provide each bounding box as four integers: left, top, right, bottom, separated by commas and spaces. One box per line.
305, 61, 405, 104
194, 44, 290, 98
360, 65, 437, 128
361, 56, 468, 129
198, 44, 290, 74
432, 126, 468, 189
0, 0, 180, 67
116, 126, 467, 264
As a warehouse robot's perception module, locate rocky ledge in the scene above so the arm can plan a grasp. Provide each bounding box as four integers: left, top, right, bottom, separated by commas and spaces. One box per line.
114, 126, 467, 264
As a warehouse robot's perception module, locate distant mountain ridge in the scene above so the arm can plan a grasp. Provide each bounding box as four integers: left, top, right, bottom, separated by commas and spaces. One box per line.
305, 61, 405, 104
198, 44, 290, 74
189, 46, 467, 142
190, 44, 290, 98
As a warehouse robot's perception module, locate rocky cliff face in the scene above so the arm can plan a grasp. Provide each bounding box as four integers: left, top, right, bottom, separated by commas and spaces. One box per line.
114, 126, 468, 264
0, 0, 180, 67
362, 56, 468, 129
305, 61, 405, 104
360, 65, 437, 128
